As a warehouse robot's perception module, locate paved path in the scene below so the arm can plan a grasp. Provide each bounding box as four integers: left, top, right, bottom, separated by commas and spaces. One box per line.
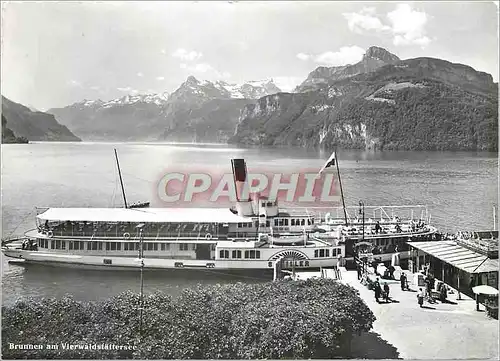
340, 270, 499, 359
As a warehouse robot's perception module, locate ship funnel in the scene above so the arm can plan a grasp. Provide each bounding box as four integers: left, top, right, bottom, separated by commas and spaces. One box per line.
231, 158, 254, 216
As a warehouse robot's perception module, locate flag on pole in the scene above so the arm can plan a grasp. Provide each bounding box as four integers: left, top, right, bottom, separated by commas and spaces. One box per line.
317, 150, 337, 177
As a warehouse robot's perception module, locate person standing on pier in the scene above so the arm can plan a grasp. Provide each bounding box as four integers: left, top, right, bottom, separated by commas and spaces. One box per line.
400, 272, 407, 291
417, 288, 424, 307
374, 278, 382, 303
383, 282, 390, 302
356, 263, 362, 280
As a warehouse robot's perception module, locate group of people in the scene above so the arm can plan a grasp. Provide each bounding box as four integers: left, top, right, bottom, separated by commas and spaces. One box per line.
21, 239, 37, 251
372, 278, 391, 303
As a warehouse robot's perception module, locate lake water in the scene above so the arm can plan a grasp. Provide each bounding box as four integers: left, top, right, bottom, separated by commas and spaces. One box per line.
1, 142, 497, 305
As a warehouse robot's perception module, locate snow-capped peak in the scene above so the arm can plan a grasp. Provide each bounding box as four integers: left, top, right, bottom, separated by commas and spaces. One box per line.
100, 92, 170, 108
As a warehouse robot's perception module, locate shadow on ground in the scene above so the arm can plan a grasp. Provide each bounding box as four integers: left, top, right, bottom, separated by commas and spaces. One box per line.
350, 331, 401, 359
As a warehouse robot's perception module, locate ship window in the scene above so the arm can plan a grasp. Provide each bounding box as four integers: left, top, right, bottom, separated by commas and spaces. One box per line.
308, 219, 312, 225
110, 242, 117, 251
51, 240, 55, 249
326, 249, 330, 257
284, 219, 289, 226
124, 243, 129, 251
68, 241, 73, 250
254, 221, 259, 227
261, 202, 266, 207
237, 223, 242, 228
274, 219, 279, 226
314, 250, 318, 258
319, 249, 325, 258
266, 221, 270, 227
311, 219, 314, 224
301, 219, 305, 226
160, 243, 165, 251
179, 243, 188, 251
116, 242, 121, 251
154, 243, 159, 251
291, 219, 295, 226
146, 243, 153, 251
244, 250, 259, 259
219, 250, 229, 258
332, 248, 337, 256
337, 248, 342, 255
98, 242, 103, 250
232, 250, 242, 258
248, 222, 252, 228
105, 242, 110, 251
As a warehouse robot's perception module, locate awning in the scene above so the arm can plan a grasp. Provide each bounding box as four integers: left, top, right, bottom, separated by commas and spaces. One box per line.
472, 285, 499, 296
36, 207, 251, 224
408, 241, 499, 274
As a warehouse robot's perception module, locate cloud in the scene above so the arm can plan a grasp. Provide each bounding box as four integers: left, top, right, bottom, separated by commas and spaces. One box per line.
343, 7, 391, 34
296, 52, 311, 61
68, 80, 82, 87
160, 49, 166, 54
343, 4, 431, 47
314, 46, 365, 66
273, 76, 304, 92
179, 62, 230, 79
156, 76, 165, 81
90, 85, 100, 91
172, 48, 203, 61
137, 72, 144, 77
296, 46, 365, 66
387, 4, 430, 47
117, 86, 139, 95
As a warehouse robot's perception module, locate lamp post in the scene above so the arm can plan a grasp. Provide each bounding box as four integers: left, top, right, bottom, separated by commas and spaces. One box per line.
359, 201, 365, 242
136, 223, 145, 341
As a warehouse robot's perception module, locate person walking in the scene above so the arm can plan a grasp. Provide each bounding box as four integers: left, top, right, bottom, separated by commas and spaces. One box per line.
383, 282, 390, 302
400, 272, 407, 291
374, 278, 382, 303
417, 288, 424, 308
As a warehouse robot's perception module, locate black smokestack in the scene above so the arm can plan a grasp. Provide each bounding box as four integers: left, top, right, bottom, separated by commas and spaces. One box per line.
231, 158, 250, 201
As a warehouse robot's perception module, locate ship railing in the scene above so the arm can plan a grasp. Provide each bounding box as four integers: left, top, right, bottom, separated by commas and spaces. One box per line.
455, 234, 498, 254
293, 205, 430, 224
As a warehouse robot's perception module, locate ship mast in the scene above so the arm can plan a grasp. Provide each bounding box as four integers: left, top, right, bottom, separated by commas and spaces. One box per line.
334, 148, 349, 227
114, 149, 128, 209
319, 149, 348, 226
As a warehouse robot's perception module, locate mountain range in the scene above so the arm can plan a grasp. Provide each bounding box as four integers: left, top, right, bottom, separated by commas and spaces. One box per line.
3, 46, 498, 150
1, 96, 80, 143
230, 47, 498, 151
48, 78, 281, 141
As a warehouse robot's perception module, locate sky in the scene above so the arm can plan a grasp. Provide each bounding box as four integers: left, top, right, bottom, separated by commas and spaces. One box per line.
1, 1, 499, 111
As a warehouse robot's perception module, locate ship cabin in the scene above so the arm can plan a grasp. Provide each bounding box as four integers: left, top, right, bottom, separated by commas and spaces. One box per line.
25, 207, 326, 260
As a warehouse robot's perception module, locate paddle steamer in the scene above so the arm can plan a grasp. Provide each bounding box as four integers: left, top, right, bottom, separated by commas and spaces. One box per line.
2, 154, 439, 273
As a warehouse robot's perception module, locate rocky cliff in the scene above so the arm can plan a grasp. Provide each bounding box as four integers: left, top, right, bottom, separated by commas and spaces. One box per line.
2, 114, 29, 143
296, 46, 401, 93
2, 96, 80, 142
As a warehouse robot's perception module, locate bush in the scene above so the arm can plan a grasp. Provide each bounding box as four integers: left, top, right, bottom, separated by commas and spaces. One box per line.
2, 279, 375, 359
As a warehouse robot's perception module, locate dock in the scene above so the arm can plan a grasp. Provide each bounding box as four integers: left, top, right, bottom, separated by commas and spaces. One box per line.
340, 269, 498, 359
